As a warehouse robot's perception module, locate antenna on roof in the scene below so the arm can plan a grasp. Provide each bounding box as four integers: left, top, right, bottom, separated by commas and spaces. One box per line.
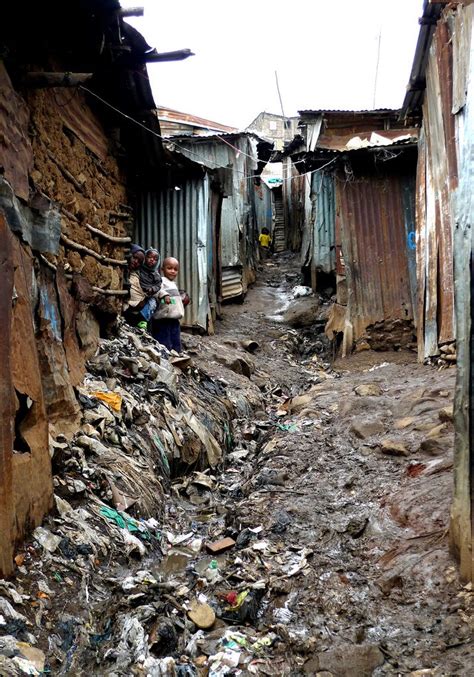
372, 27, 382, 109
275, 70, 286, 120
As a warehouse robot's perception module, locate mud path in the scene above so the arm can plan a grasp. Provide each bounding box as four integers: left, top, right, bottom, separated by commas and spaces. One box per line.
185, 254, 471, 675
2, 255, 472, 677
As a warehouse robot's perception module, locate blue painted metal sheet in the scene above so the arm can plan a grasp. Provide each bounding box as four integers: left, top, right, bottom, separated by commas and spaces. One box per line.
311, 171, 336, 274
401, 175, 417, 326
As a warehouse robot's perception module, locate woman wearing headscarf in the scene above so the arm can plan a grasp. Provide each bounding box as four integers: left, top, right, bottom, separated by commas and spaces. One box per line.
123, 244, 147, 327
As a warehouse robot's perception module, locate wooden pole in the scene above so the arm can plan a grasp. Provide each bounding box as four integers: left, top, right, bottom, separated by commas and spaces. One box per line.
144, 49, 194, 63
60, 233, 127, 266
23, 72, 93, 88
118, 6, 144, 17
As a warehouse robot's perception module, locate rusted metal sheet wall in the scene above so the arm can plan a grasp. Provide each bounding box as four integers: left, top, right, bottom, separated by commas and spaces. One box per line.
0, 215, 54, 577
286, 161, 306, 252
338, 174, 414, 340
417, 10, 459, 358
0, 62, 33, 201
451, 2, 474, 583
136, 177, 212, 331
174, 135, 260, 299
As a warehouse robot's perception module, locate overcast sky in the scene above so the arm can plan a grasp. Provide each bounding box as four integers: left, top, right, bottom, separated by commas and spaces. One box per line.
121, 0, 423, 129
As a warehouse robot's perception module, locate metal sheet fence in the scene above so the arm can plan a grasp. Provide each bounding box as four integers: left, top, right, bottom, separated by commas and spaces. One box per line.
416, 10, 459, 357
451, 2, 474, 582
338, 174, 414, 340
136, 177, 211, 331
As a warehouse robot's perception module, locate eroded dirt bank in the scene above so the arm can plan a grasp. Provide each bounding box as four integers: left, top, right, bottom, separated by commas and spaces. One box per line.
1, 256, 472, 677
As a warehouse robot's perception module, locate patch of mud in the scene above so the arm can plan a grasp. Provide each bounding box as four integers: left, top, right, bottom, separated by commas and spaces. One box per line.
3, 254, 471, 676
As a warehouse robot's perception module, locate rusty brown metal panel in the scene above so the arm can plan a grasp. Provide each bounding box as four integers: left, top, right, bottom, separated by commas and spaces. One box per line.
0, 63, 33, 201
421, 17, 457, 351
452, 4, 473, 115
436, 20, 458, 191
416, 127, 428, 360
0, 213, 15, 576
338, 174, 413, 340
11, 238, 54, 546
36, 266, 82, 426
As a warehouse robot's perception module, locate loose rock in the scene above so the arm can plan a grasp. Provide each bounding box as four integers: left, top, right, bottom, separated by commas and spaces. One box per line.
380, 439, 410, 456
187, 600, 216, 630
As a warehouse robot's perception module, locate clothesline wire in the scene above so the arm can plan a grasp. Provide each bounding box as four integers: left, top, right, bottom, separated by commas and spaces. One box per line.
79, 85, 337, 183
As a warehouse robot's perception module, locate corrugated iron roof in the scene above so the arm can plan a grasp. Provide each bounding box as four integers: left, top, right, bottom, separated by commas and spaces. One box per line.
298, 108, 401, 116
157, 106, 238, 134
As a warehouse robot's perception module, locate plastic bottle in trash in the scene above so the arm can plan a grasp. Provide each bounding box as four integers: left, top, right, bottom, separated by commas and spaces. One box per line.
205, 559, 220, 583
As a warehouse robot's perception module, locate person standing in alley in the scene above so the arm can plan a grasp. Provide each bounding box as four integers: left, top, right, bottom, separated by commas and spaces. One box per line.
258, 227, 272, 259
123, 245, 149, 327
151, 257, 189, 353
135, 247, 162, 329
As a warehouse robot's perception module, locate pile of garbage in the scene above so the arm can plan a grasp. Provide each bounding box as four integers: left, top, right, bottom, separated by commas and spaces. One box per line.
1, 319, 331, 675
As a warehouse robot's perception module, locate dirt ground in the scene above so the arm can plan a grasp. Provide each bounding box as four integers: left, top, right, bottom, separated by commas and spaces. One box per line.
2, 254, 472, 677
185, 254, 472, 675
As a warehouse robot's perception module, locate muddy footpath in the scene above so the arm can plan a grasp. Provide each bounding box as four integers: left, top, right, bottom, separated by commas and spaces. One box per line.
0, 255, 472, 677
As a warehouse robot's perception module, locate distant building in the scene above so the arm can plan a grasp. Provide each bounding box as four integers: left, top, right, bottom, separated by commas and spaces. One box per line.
246, 112, 299, 151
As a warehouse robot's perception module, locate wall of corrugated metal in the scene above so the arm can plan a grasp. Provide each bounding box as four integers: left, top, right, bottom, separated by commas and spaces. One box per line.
311, 171, 336, 275
175, 136, 260, 299
338, 173, 414, 340
287, 161, 306, 251
451, 2, 473, 583
253, 182, 273, 235
135, 177, 211, 331
416, 11, 459, 358
0, 63, 32, 201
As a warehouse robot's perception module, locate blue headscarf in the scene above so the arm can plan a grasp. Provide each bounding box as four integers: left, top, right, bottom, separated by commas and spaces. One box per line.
130, 243, 145, 256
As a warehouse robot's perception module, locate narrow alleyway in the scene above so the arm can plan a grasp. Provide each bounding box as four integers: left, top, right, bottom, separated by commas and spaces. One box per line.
189, 255, 471, 675
2, 256, 472, 677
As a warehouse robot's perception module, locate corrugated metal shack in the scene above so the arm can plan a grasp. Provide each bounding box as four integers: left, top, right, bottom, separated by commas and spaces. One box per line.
293, 110, 419, 355
402, 0, 474, 582
172, 133, 273, 301
0, 0, 170, 576
136, 129, 273, 329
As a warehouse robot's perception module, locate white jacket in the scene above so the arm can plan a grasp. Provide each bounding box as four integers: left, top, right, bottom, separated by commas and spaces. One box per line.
153, 276, 185, 320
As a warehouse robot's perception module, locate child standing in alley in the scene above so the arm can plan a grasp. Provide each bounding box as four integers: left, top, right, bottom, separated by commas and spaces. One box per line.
258, 227, 272, 259
136, 247, 162, 329
152, 257, 189, 353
